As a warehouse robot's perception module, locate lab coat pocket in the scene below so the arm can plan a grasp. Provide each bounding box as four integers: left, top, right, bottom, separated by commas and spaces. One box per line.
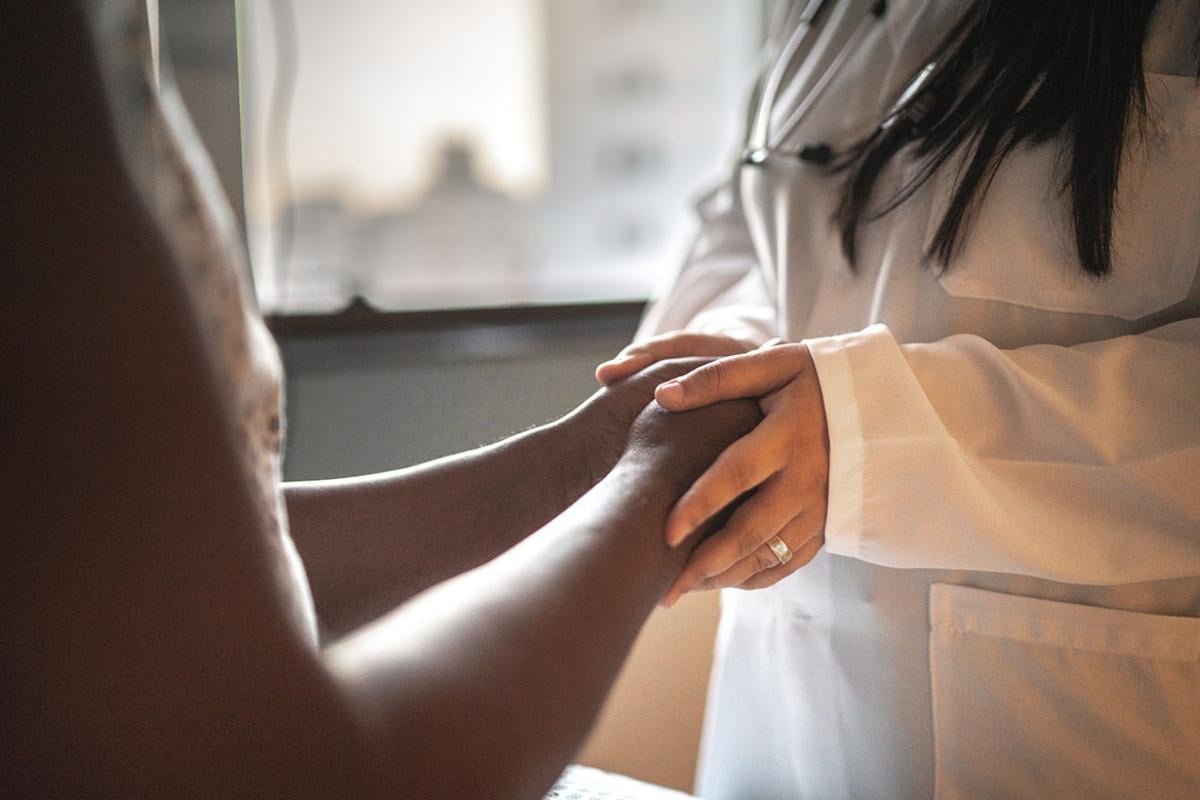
928, 583, 1200, 800
926, 74, 1200, 321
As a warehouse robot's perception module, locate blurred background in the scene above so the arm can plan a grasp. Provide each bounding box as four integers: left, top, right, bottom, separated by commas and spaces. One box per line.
161, 0, 772, 791
240, 0, 762, 312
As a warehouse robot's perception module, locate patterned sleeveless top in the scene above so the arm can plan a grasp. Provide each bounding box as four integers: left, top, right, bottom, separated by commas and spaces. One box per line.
94, 0, 320, 645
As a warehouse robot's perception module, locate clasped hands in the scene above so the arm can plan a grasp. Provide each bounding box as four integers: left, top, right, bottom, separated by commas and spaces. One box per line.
597, 333, 830, 606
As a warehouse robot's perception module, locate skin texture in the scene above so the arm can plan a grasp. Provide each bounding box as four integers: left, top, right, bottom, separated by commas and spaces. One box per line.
286, 355, 731, 641
2, 5, 763, 797
326, 401, 759, 799
597, 333, 832, 602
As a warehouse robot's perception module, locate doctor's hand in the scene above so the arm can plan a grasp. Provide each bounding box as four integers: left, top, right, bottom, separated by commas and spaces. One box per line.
594, 331, 758, 386
655, 343, 830, 606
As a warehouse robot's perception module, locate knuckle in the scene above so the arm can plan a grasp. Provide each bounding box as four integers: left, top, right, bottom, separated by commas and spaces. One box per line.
785, 461, 823, 496
736, 527, 762, 559
690, 360, 723, 397
751, 547, 778, 574
707, 360, 726, 395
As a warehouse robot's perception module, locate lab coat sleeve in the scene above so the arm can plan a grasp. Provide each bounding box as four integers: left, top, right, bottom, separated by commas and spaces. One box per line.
636, 175, 777, 345
806, 319, 1200, 585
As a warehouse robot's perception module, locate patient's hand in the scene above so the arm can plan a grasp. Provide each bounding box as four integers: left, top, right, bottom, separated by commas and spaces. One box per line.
615, 397, 762, 547
565, 357, 731, 488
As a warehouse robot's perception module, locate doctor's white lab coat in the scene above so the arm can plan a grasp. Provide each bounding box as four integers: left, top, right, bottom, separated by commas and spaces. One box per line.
640, 1, 1200, 797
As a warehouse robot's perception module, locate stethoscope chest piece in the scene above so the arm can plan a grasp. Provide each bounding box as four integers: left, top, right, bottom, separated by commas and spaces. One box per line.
742, 142, 834, 169
742, 148, 771, 167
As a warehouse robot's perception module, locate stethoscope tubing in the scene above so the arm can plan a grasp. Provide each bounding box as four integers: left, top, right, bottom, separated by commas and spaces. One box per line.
747, 0, 833, 153
772, 3, 885, 150
743, 0, 890, 167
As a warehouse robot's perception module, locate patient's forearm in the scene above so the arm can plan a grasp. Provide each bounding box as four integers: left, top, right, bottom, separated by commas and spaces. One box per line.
286, 418, 591, 640
326, 402, 758, 800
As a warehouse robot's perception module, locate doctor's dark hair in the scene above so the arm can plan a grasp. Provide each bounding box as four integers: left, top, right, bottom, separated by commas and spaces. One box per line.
834, 0, 1196, 277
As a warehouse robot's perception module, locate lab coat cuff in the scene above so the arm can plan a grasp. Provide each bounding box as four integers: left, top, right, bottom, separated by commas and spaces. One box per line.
805, 324, 896, 561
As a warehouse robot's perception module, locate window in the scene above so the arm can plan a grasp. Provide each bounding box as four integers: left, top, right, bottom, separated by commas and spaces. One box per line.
241, 0, 763, 313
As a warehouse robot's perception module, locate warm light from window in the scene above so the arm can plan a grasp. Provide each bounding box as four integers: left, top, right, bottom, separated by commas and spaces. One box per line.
241, 0, 761, 313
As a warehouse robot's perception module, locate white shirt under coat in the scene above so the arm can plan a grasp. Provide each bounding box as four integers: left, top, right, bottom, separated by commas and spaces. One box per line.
640, 1, 1200, 797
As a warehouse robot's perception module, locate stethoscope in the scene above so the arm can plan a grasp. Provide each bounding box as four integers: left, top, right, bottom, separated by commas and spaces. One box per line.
741, 0, 936, 169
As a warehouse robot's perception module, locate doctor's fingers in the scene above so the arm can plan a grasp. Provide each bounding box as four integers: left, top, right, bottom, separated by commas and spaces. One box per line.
738, 533, 826, 591
655, 343, 810, 412
595, 332, 754, 385
664, 416, 791, 547
662, 475, 799, 605
697, 509, 825, 595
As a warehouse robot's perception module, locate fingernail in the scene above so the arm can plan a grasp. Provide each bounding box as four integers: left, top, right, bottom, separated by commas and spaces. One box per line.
601, 353, 646, 372
666, 523, 690, 549
665, 510, 690, 547
656, 380, 684, 405
595, 360, 623, 383
663, 577, 687, 607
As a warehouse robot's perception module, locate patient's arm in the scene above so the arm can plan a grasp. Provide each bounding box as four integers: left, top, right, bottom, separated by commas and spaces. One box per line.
5, 62, 755, 791
5, 223, 755, 798
329, 399, 759, 799
5, 6, 757, 797
286, 358, 716, 640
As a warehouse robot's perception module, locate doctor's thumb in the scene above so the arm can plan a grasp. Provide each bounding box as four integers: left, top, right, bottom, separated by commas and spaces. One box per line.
655, 380, 687, 409
656, 359, 733, 410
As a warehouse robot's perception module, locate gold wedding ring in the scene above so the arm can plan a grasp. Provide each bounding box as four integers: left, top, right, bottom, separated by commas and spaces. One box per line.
766, 535, 794, 566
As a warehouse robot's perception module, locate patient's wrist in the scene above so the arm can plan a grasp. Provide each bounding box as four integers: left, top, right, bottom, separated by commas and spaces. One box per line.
612, 441, 695, 502
610, 448, 693, 505
539, 415, 604, 506
620, 400, 760, 490
583, 459, 693, 576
